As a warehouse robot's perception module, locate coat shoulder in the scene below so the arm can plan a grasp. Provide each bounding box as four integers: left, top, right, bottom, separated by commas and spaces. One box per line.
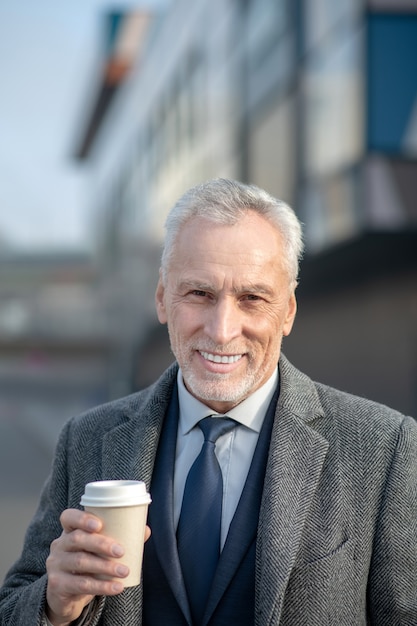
66, 362, 179, 439
315, 380, 414, 432
279, 353, 416, 453
312, 379, 417, 472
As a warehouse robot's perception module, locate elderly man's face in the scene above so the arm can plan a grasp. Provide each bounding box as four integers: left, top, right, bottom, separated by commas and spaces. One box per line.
155, 211, 297, 413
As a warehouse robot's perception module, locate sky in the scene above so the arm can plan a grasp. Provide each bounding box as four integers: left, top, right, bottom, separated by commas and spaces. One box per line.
0, 0, 165, 253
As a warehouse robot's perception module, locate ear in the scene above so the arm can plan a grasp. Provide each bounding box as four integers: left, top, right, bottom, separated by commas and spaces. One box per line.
282, 292, 297, 337
155, 274, 167, 324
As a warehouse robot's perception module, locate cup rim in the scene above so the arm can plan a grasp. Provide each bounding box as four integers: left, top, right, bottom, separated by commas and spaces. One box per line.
80, 480, 151, 507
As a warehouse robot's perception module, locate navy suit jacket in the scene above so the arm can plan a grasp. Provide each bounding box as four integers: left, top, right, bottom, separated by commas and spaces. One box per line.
1, 355, 417, 625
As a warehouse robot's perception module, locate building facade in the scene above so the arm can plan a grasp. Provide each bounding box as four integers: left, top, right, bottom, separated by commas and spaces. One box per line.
75, 0, 417, 414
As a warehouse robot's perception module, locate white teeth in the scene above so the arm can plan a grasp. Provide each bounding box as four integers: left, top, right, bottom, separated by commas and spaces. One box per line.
200, 351, 242, 364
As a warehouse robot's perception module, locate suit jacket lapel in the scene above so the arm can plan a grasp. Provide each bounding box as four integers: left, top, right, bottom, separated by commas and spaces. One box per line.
204, 384, 279, 624
147, 384, 192, 623
255, 356, 329, 626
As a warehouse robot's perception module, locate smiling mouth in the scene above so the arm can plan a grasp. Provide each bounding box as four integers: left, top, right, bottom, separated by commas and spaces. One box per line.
199, 351, 243, 364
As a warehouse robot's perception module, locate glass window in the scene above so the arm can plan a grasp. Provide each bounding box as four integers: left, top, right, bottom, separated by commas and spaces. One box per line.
367, 14, 417, 156
247, 0, 290, 72
367, 0, 417, 10
303, 0, 362, 52
249, 95, 296, 205
303, 25, 364, 177
300, 169, 361, 253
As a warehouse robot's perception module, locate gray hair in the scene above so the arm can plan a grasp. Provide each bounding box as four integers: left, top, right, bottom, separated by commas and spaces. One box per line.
160, 178, 304, 287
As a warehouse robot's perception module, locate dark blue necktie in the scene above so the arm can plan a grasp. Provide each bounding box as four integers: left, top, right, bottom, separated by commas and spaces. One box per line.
177, 416, 236, 625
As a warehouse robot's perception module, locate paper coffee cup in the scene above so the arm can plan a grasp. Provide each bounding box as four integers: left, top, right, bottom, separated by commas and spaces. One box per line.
80, 480, 151, 587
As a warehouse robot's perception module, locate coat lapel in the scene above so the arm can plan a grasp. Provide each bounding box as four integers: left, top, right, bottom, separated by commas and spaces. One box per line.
99, 366, 178, 626
255, 356, 329, 626
101, 394, 168, 488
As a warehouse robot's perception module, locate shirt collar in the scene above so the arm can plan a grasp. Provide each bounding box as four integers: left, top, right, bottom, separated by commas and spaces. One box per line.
177, 367, 278, 436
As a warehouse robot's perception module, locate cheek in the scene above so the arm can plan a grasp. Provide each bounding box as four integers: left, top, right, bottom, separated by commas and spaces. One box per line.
165, 307, 195, 340
249, 309, 285, 337
249, 314, 287, 356
173, 303, 203, 327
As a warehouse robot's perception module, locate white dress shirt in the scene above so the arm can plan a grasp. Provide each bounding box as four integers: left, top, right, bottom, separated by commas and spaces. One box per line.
174, 367, 278, 547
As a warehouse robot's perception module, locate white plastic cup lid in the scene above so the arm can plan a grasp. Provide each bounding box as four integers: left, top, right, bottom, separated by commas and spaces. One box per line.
80, 480, 151, 507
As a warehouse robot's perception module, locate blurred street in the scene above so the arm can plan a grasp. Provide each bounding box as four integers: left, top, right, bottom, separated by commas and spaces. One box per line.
0, 351, 109, 584
0, 399, 55, 583
0, 253, 119, 584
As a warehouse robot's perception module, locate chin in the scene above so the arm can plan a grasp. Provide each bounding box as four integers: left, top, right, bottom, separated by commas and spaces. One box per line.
186, 376, 255, 407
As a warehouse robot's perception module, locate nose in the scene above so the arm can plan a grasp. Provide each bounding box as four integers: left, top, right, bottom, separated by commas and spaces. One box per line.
204, 297, 241, 345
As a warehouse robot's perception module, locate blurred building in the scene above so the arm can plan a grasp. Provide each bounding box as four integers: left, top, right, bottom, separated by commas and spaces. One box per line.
74, 0, 417, 415
0, 251, 113, 440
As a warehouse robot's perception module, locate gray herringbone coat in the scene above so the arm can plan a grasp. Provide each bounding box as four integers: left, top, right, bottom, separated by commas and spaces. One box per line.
1, 355, 416, 625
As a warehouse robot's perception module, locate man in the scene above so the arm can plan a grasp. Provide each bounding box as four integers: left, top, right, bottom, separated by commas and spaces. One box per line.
0, 178, 416, 625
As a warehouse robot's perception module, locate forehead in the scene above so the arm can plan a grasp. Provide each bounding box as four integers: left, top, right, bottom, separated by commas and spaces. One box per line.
169, 213, 289, 287
175, 212, 282, 249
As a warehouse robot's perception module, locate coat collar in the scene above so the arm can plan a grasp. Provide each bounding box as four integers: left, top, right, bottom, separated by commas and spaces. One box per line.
101, 363, 179, 490
100, 364, 179, 626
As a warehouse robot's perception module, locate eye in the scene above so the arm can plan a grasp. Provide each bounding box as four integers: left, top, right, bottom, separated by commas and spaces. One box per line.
191, 290, 208, 297
242, 293, 262, 301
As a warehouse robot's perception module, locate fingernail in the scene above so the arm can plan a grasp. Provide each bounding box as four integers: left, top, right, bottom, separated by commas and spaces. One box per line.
87, 518, 100, 531
116, 564, 129, 577
112, 544, 124, 557
112, 582, 124, 593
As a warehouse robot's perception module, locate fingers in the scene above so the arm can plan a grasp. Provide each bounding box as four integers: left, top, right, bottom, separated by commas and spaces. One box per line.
46, 562, 127, 606
60, 508, 102, 534
46, 508, 152, 622
50, 509, 127, 578
45, 508, 131, 622
59, 509, 125, 559
48, 535, 128, 580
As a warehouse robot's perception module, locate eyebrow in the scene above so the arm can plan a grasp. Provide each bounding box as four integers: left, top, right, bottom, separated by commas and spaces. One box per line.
178, 279, 274, 296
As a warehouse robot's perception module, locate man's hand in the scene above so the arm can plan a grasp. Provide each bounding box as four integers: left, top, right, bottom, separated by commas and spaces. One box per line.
45, 508, 151, 626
